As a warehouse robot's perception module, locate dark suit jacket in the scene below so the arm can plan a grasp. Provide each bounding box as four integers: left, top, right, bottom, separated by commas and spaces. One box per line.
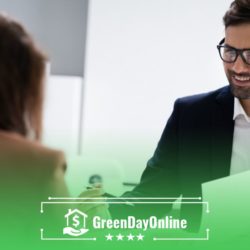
109, 85, 234, 231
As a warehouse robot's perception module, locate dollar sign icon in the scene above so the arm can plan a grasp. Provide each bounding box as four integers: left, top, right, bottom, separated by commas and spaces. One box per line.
72, 215, 80, 227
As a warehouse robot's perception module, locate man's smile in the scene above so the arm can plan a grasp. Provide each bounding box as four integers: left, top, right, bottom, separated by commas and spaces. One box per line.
232, 74, 250, 87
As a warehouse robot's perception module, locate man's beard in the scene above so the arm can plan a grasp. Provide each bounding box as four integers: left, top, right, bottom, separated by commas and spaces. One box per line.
230, 84, 250, 99
226, 69, 250, 99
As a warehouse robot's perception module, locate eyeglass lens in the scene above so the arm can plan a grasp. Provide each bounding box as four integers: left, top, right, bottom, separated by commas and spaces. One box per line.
220, 46, 250, 64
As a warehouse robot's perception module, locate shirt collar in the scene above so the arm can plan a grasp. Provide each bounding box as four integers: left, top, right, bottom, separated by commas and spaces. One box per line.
233, 98, 250, 123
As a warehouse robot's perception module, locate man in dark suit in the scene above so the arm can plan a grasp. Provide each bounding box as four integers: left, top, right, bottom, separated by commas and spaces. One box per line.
107, 0, 250, 230
83, 0, 250, 231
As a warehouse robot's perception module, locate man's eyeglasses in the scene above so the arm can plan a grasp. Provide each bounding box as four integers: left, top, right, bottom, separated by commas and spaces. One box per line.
217, 38, 250, 65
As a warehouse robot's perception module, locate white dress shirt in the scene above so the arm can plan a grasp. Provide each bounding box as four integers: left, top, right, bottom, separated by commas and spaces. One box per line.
230, 98, 250, 175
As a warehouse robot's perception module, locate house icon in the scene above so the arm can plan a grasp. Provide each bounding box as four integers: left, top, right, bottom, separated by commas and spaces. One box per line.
63, 209, 89, 236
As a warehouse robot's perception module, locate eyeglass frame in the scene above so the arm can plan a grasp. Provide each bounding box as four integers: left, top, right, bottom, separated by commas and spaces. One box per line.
217, 38, 250, 66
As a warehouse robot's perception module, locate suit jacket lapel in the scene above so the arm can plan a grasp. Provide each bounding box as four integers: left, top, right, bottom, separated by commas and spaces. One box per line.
211, 86, 234, 180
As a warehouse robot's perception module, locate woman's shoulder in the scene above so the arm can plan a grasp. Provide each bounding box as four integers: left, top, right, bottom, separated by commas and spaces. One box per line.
0, 130, 66, 171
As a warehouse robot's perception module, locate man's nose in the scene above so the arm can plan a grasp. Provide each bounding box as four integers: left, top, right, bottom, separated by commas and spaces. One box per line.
232, 55, 248, 73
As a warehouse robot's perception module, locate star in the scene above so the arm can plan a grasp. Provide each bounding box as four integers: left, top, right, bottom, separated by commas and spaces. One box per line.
105, 233, 113, 240
136, 233, 144, 241
116, 233, 124, 240
127, 233, 134, 240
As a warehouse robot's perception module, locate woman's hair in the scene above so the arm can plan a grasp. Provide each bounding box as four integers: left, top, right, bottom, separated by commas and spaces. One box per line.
0, 13, 47, 140
224, 0, 250, 28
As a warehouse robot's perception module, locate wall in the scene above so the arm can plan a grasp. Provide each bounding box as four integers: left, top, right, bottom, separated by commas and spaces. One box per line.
0, 0, 88, 76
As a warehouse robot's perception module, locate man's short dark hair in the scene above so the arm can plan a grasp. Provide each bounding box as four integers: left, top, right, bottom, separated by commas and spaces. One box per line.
224, 0, 250, 28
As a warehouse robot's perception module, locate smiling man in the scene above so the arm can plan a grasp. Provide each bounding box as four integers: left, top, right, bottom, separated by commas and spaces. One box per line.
83, 0, 250, 231
218, 4, 250, 174
222, 20, 250, 102
107, 0, 250, 228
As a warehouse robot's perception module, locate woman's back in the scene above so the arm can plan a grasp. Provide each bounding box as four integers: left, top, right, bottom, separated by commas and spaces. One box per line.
0, 131, 69, 246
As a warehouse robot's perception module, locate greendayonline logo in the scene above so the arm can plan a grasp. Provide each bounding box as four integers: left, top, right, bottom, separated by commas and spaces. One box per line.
63, 209, 89, 236
63, 208, 187, 237
92, 215, 187, 231
40, 198, 210, 241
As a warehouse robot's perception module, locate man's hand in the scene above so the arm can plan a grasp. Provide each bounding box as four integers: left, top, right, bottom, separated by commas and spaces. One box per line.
77, 186, 111, 224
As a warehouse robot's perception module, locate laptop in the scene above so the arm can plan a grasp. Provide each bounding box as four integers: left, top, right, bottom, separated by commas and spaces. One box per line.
201, 170, 250, 244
